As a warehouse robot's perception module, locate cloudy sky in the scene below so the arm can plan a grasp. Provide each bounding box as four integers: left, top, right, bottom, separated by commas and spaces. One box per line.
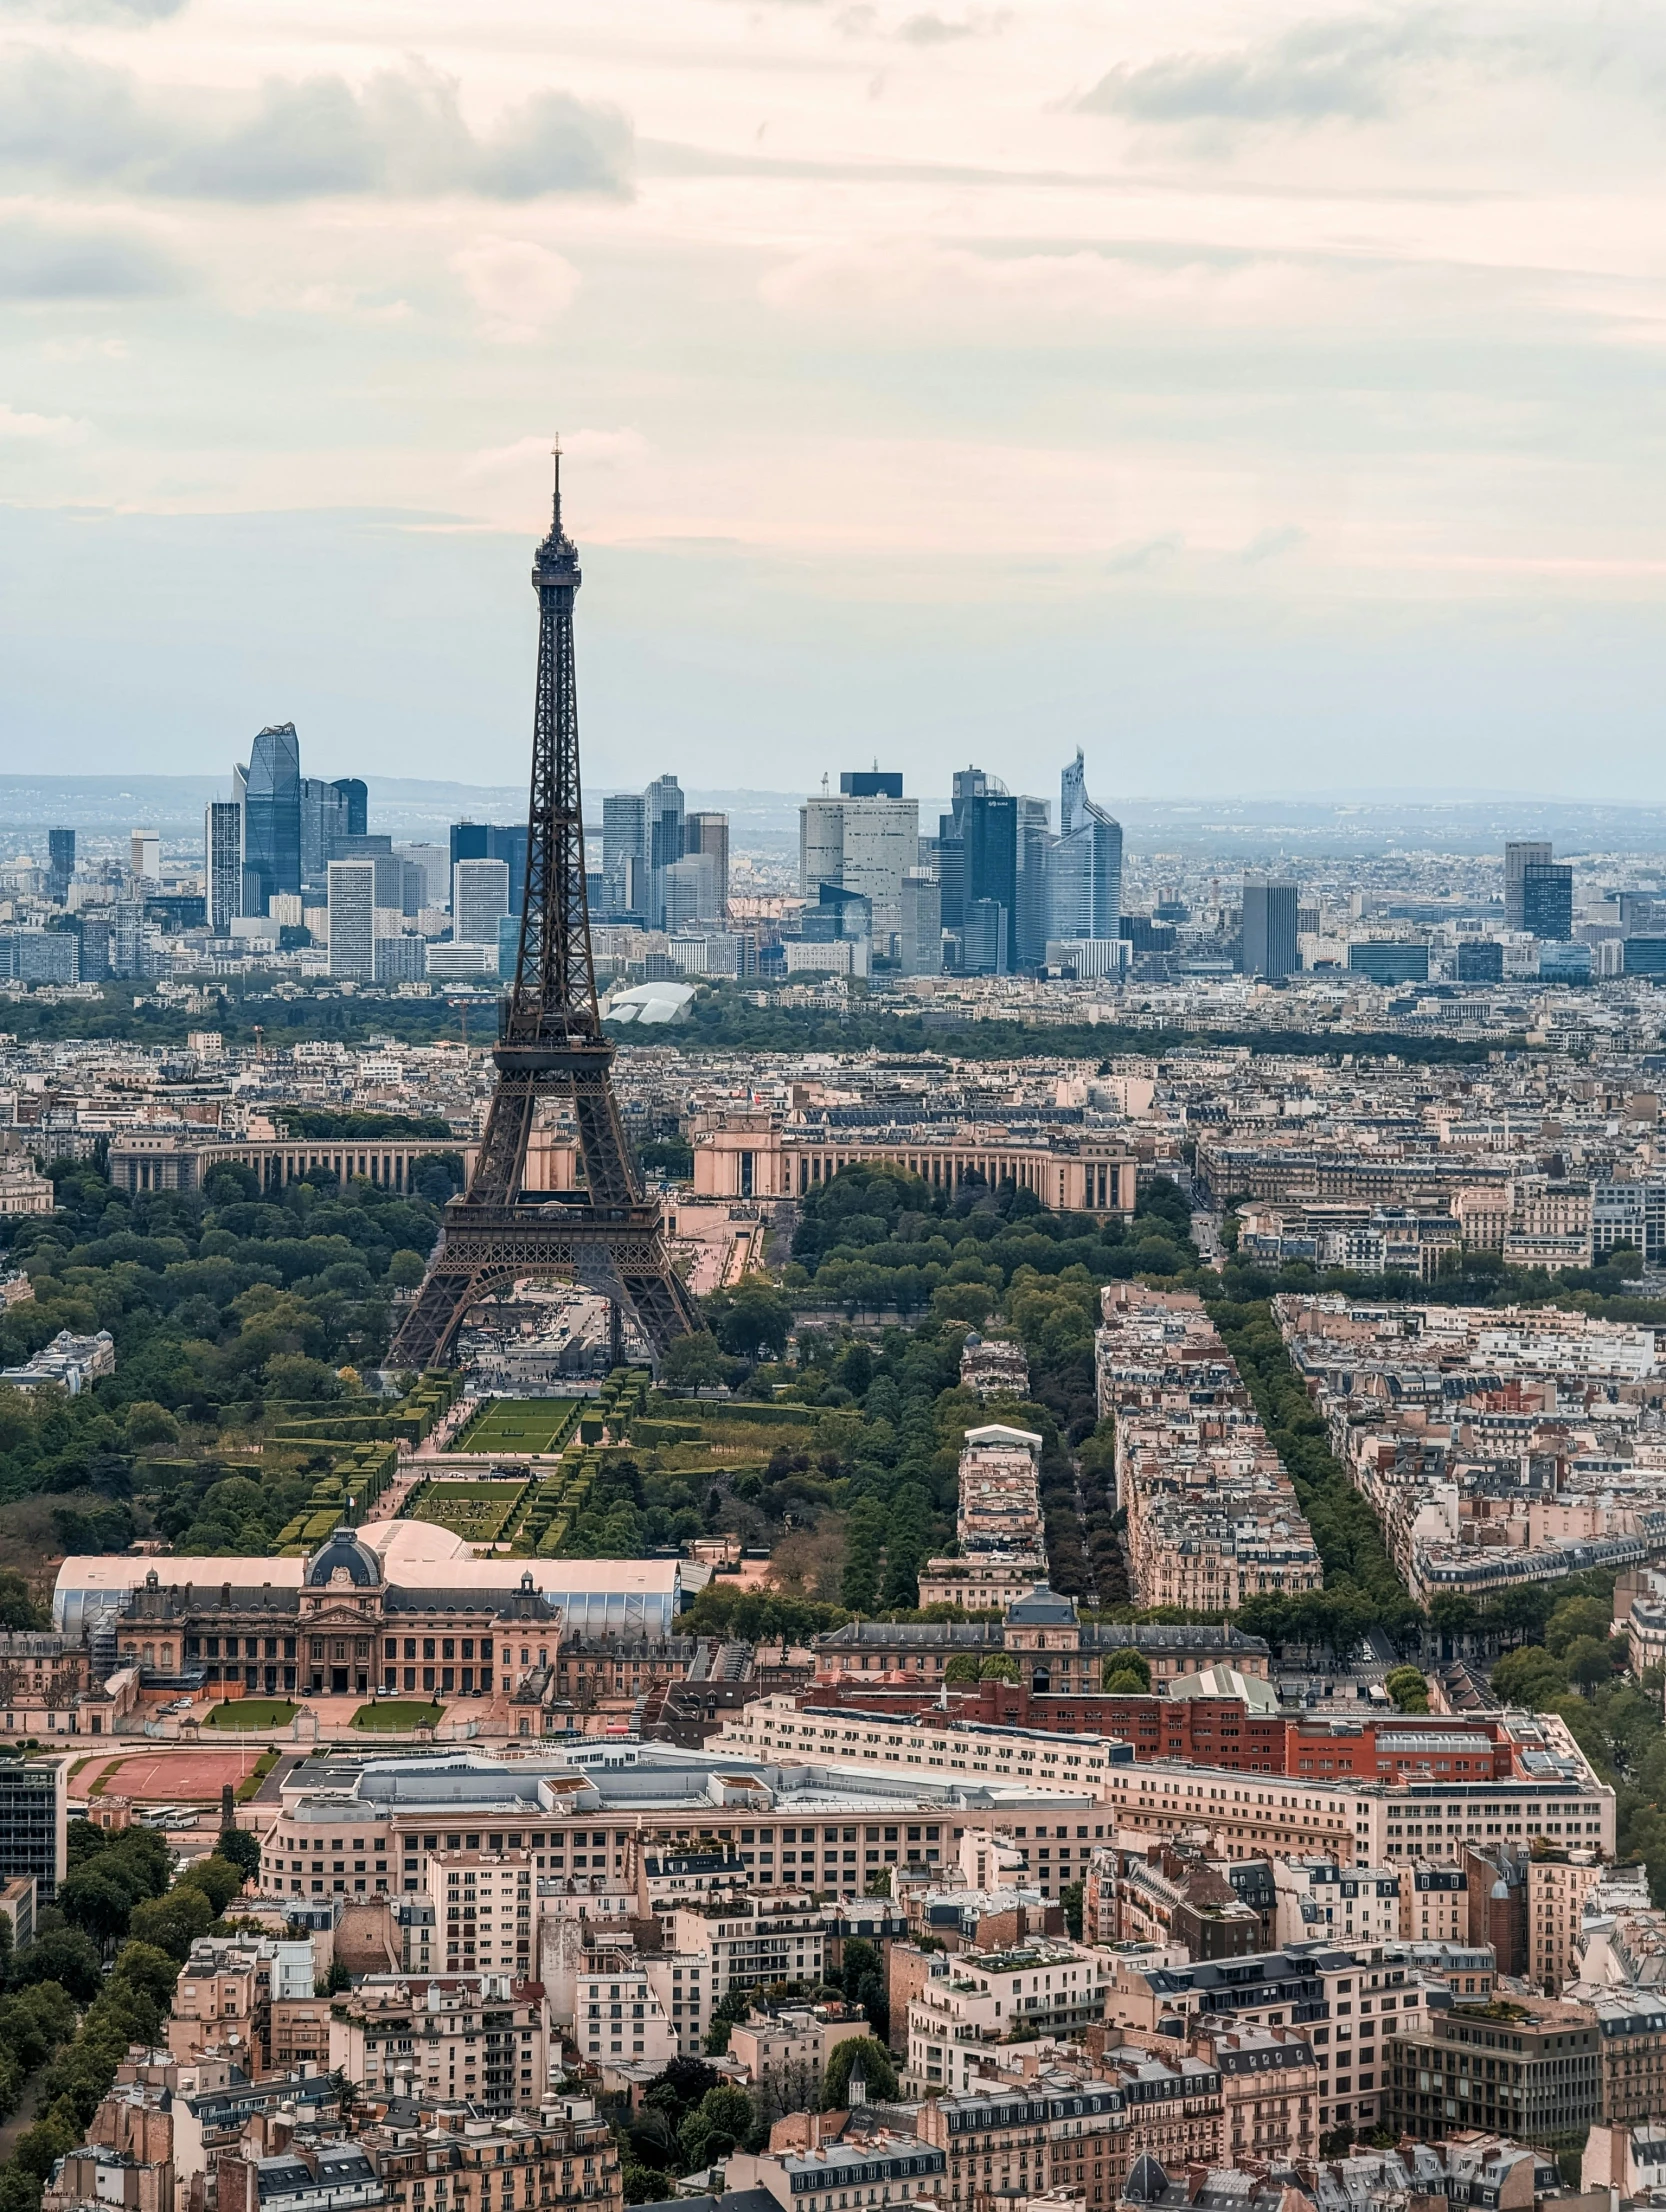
5, 0, 1666, 801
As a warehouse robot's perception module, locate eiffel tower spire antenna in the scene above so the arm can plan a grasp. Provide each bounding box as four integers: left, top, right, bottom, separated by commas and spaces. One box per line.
389, 463, 699, 1374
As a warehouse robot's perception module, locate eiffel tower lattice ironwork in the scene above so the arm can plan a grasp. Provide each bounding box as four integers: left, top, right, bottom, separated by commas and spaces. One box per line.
390, 452, 699, 1371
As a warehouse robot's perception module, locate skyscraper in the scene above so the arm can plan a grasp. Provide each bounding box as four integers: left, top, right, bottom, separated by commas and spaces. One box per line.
962, 790, 1016, 971
663, 853, 719, 935
897, 870, 943, 976
799, 782, 918, 945
645, 775, 686, 928
841, 769, 904, 797
1242, 874, 1299, 980
239, 722, 302, 914
1505, 840, 1554, 930
1522, 861, 1574, 942
684, 812, 730, 917
1014, 798, 1053, 970
453, 858, 511, 945
326, 859, 375, 981
449, 821, 528, 914
1051, 749, 1122, 943
300, 778, 349, 891
46, 830, 74, 904
129, 829, 160, 883
602, 793, 648, 915
204, 802, 242, 934
332, 777, 368, 838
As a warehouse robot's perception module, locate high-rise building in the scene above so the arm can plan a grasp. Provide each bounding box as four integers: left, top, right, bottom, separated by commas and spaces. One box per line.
46, 830, 74, 904
1505, 840, 1554, 930
204, 802, 242, 935
326, 859, 376, 981
0, 1756, 64, 1902
1242, 875, 1299, 980
1015, 798, 1053, 969
799, 784, 918, 945
1521, 862, 1574, 942
645, 776, 686, 928
962, 789, 1016, 965
238, 723, 302, 914
129, 829, 160, 883
332, 777, 368, 838
962, 897, 1009, 976
662, 853, 719, 937
1456, 939, 1504, 983
394, 843, 449, 912
453, 858, 511, 945
602, 793, 648, 916
1050, 749, 1123, 943
897, 870, 943, 977
450, 823, 529, 913
299, 778, 349, 890
684, 813, 730, 917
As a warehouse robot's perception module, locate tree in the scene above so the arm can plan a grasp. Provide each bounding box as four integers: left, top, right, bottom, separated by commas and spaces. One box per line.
678, 2084, 757, 2170
1491, 1646, 1570, 1708
57, 1862, 142, 1947
109, 1941, 180, 2011
1566, 1636, 1625, 1693
1101, 1648, 1151, 1692
943, 1654, 982, 1684
65, 1819, 107, 1871
128, 1885, 215, 1961
702, 1985, 753, 2057
710, 1281, 792, 1364
822, 2036, 898, 2107
1384, 1664, 1430, 1714
216, 1828, 262, 1881
177, 1854, 244, 1915
10, 1927, 102, 2001
1059, 1879, 1084, 1939
978, 1656, 1019, 1683
661, 1333, 729, 1390
1546, 1597, 1616, 1657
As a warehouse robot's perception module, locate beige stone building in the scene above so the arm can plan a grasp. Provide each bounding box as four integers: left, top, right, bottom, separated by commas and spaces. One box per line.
1528, 1849, 1604, 1993
327, 1975, 550, 2116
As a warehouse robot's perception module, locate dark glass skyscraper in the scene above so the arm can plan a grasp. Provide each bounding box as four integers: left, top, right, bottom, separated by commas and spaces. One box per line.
238, 722, 302, 913
1521, 862, 1574, 942
332, 777, 368, 837
1242, 874, 1299, 980
47, 829, 74, 903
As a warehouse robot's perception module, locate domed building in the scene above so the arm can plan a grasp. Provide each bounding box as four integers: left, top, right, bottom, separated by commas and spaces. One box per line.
64, 1516, 683, 1709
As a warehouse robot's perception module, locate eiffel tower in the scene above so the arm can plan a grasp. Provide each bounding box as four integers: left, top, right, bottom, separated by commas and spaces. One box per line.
390, 451, 699, 1371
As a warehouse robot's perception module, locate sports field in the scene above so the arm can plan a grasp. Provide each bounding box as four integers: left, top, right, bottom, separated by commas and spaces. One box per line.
88, 1747, 267, 1800
457, 1399, 582, 1454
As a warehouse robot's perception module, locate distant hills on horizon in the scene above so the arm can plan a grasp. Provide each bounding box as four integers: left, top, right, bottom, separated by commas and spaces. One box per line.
7, 775, 1666, 858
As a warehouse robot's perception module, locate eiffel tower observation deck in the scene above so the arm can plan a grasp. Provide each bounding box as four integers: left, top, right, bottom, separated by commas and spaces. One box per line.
389, 452, 699, 1371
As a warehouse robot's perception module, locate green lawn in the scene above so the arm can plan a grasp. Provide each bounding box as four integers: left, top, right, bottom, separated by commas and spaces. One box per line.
351, 1700, 445, 1732
457, 1398, 583, 1454
207, 1699, 299, 1730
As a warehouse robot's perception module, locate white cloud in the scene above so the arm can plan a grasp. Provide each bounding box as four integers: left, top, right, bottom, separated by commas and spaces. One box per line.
0, 48, 633, 200
0, 398, 85, 437
451, 235, 579, 342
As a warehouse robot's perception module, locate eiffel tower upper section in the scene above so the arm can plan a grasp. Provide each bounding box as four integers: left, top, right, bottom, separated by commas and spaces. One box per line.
388, 454, 698, 1369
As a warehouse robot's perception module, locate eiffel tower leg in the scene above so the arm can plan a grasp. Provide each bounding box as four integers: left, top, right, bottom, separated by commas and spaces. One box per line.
609, 1300, 624, 1369
389, 1262, 484, 1370
620, 1262, 701, 1361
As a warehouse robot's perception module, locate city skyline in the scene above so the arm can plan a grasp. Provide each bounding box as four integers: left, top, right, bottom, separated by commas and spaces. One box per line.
7, 4, 1666, 791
